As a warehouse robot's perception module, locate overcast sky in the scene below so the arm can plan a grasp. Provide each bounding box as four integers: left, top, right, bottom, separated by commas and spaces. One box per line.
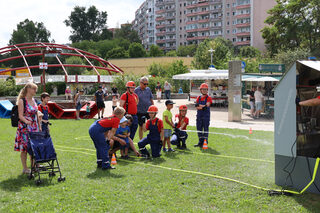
0, 0, 144, 47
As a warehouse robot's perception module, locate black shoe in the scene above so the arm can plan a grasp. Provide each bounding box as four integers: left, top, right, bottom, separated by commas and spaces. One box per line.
181, 144, 187, 149
194, 144, 201, 147
102, 166, 115, 170
98, 116, 100, 119
97, 164, 102, 169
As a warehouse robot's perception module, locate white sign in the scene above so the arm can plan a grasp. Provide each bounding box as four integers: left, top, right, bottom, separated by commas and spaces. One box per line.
39, 62, 48, 69
45, 53, 60, 57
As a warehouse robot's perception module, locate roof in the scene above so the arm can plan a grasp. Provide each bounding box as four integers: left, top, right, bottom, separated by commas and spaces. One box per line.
298, 60, 320, 72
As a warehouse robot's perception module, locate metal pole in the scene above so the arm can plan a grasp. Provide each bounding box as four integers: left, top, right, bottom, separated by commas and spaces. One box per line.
42, 51, 46, 92
208, 48, 214, 66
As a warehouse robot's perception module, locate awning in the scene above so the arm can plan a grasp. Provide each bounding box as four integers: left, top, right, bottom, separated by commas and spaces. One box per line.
242, 76, 281, 82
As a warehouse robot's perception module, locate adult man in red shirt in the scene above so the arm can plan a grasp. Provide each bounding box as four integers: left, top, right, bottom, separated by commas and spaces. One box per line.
299, 96, 320, 106
120, 81, 139, 141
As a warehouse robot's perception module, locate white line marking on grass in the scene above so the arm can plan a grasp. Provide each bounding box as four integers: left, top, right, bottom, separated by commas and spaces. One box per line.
55, 148, 271, 192
74, 136, 91, 140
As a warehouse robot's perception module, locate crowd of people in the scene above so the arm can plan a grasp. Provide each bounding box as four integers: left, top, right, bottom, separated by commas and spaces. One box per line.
14, 78, 212, 172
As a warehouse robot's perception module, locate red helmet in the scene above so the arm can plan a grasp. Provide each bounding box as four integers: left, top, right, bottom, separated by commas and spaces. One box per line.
200, 83, 209, 89
126, 81, 136, 88
179, 105, 188, 111
147, 105, 158, 113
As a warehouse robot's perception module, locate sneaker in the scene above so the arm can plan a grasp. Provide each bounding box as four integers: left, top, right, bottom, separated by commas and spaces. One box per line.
194, 144, 201, 147
162, 148, 168, 152
168, 148, 175, 152
181, 144, 187, 149
98, 116, 100, 119
101, 116, 104, 118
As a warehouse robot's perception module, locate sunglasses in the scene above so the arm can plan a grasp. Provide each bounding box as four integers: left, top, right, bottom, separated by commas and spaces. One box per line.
143, 83, 149, 86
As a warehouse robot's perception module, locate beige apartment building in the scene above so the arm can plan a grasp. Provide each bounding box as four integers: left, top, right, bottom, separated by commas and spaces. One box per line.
132, 0, 276, 52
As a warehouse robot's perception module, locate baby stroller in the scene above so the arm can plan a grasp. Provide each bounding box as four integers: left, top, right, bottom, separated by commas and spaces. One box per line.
27, 131, 65, 185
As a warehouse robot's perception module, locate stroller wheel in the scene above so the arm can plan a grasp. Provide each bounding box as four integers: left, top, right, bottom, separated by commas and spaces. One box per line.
35, 180, 42, 185
49, 172, 56, 177
58, 177, 66, 182
28, 174, 34, 180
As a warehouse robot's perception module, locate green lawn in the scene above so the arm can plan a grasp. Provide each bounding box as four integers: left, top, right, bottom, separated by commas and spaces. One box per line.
0, 119, 320, 212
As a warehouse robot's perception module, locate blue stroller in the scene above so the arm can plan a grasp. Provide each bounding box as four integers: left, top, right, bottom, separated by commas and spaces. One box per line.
27, 131, 65, 185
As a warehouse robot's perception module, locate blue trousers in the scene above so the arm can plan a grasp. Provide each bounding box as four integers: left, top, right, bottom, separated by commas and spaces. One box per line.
129, 114, 138, 141
89, 122, 110, 169
138, 137, 162, 157
196, 117, 210, 145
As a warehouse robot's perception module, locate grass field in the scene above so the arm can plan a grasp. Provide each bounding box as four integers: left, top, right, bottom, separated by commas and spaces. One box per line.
1, 119, 320, 212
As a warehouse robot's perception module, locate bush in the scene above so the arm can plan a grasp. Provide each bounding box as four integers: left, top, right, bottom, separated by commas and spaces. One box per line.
112, 74, 142, 94
0, 77, 18, 96
65, 56, 86, 75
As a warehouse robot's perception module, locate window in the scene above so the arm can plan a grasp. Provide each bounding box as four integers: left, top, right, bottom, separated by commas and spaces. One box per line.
233, 38, 236, 42
227, 12, 229, 16
233, 12, 236, 16
227, 30, 230, 34
227, 4, 230, 8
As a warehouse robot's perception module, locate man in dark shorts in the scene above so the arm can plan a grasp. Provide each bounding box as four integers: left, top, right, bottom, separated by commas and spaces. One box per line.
95, 85, 106, 119
135, 77, 154, 140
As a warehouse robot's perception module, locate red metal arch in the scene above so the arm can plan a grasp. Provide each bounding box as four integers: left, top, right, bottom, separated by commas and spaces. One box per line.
0, 42, 124, 82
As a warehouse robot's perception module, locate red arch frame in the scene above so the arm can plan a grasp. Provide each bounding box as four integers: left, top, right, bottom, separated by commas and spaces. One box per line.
0, 42, 123, 82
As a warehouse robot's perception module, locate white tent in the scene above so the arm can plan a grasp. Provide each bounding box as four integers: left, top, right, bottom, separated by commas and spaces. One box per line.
172, 68, 229, 80
242, 76, 280, 82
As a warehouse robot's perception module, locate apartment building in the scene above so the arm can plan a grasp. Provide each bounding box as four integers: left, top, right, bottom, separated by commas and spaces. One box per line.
133, 0, 276, 51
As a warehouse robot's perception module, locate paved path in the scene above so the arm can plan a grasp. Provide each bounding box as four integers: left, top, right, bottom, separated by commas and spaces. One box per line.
101, 99, 274, 132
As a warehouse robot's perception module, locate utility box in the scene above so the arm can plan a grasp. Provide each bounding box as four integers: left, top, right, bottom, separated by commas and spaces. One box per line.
275, 60, 320, 194
228, 61, 242, 122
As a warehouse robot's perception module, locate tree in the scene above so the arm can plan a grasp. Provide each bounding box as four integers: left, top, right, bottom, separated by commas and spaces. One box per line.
149, 45, 164, 57
128, 43, 146, 58
262, 0, 320, 55
114, 24, 141, 43
64, 6, 108, 43
238, 46, 261, 58
275, 48, 310, 71
192, 38, 233, 69
177, 44, 197, 57
166, 50, 177, 57
9, 19, 51, 45
106, 47, 128, 59
65, 56, 86, 75
166, 60, 189, 78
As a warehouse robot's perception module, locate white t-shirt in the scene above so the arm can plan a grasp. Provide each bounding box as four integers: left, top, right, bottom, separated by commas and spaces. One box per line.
254, 90, 264, 103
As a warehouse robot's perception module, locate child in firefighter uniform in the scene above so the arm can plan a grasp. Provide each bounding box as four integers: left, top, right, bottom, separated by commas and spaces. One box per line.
194, 83, 212, 148
89, 107, 125, 169
138, 105, 164, 158
170, 105, 189, 149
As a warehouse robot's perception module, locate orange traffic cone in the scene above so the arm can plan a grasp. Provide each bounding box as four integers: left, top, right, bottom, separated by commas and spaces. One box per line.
111, 154, 117, 165
249, 128, 253, 134
202, 139, 208, 150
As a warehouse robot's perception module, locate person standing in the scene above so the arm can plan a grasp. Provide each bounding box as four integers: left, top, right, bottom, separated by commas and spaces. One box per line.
65, 86, 72, 100
15, 83, 42, 174
194, 83, 212, 148
156, 82, 162, 102
111, 84, 118, 97
164, 81, 172, 99
248, 87, 256, 117
254, 86, 264, 119
74, 89, 84, 120
95, 85, 106, 119
135, 77, 154, 140
120, 81, 139, 141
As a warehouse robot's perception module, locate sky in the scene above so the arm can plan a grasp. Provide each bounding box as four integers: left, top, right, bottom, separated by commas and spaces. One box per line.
0, 0, 145, 47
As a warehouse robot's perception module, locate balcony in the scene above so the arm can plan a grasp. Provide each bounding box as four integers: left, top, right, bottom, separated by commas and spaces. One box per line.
236, 4, 250, 10
166, 16, 175, 20
198, 10, 210, 15
235, 13, 250, 19
186, 36, 209, 41
166, 38, 176, 42
210, 16, 222, 21
165, 7, 175, 12
186, 12, 199, 17
186, 28, 198, 33
186, 20, 198, 25
166, 23, 176, 27
166, 30, 176, 35
197, 27, 210, 32
156, 17, 165, 21
235, 41, 250, 46
156, 24, 166, 29
236, 23, 250, 28
156, 32, 166, 36
236, 32, 250, 37
198, 18, 209, 23
186, 2, 209, 9
156, 9, 165, 14
156, 40, 166, 44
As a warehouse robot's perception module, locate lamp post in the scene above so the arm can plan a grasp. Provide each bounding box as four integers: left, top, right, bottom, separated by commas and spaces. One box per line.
208, 48, 214, 66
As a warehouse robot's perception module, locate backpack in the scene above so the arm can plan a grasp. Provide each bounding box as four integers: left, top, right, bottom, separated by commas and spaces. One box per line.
11, 98, 26, 127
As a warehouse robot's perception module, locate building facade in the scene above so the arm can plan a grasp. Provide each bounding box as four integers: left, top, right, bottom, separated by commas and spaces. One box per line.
133, 0, 276, 51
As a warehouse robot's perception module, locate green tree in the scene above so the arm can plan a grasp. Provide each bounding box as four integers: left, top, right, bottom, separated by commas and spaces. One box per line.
166, 60, 189, 78
147, 62, 167, 77
9, 19, 51, 45
65, 56, 86, 75
192, 38, 233, 69
238, 46, 261, 58
177, 44, 197, 57
149, 45, 164, 57
114, 24, 141, 43
275, 48, 310, 71
106, 47, 128, 59
166, 50, 177, 57
262, 0, 320, 55
128, 43, 146, 58
64, 6, 108, 43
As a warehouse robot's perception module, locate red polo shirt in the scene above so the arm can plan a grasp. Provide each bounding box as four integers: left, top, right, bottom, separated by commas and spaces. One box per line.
146, 118, 163, 132
98, 115, 120, 128
196, 95, 213, 105
120, 92, 138, 115
175, 115, 189, 130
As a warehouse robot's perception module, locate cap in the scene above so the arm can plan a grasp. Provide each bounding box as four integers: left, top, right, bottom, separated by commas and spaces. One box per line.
165, 100, 175, 105
179, 105, 188, 110
79, 89, 84, 92
98, 85, 102, 89
119, 117, 128, 124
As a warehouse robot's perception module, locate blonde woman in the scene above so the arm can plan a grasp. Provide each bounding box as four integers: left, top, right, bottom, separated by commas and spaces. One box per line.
14, 83, 41, 174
